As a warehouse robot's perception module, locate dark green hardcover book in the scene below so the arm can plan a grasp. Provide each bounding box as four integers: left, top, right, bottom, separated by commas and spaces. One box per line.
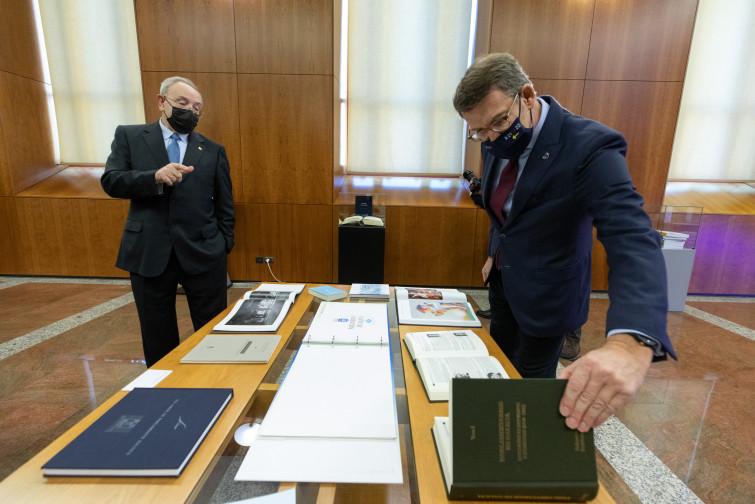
436, 378, 599, 501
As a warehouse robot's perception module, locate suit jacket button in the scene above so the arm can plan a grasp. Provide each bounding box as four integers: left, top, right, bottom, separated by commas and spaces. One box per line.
501, 233, 506, 239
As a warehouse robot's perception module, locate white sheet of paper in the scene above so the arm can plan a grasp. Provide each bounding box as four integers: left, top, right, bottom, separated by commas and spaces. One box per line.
259, 344, 396, 439
254, 283, 305, 295
235, 423, 403, 484
121, 369, 171, 391
226, 488, 296, 504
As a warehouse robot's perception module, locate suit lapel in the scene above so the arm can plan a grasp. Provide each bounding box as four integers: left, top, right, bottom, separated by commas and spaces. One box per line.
183, 132, 206, 167
142, 122, 169, 167
505, 97, 565, 226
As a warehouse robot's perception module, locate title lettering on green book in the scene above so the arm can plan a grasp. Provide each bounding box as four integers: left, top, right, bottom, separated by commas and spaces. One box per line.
515, 401, 529, 462
498, 400, 512, 462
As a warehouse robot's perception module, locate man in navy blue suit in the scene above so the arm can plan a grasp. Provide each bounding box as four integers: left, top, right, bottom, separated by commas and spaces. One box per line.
454, 53, 676, 431
102, 77, 235, 367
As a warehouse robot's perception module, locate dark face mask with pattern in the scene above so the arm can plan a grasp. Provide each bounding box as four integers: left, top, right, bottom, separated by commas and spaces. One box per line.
483, 97, 533, 160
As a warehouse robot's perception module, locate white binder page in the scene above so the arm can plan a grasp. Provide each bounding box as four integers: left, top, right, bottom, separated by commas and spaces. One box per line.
303, 302, 389, 345
259, 344, 396, 439
235, 418, 403, 484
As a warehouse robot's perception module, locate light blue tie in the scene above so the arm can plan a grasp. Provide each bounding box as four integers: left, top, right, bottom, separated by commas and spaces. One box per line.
167, 133, 180, 164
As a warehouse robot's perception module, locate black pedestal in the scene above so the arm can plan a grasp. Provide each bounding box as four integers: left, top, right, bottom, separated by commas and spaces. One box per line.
338, 224, 385, 284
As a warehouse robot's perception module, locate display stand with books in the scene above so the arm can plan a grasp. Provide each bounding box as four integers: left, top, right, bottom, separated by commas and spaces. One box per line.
337, 193, 386, 285
396, 287, 481, 327
648, 205, 702, 311
404, 329, 508, 401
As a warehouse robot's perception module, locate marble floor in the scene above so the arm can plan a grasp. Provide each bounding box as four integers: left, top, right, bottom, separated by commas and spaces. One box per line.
0, 277, 753, 503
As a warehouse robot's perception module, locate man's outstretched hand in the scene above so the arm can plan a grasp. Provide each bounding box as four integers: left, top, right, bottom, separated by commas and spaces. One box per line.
558, 333, 652, 431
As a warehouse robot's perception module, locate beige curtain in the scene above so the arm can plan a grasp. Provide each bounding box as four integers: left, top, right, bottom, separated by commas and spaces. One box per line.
38, 0, 143, 164
669, 0, 755, 180
346, 0, 474, 174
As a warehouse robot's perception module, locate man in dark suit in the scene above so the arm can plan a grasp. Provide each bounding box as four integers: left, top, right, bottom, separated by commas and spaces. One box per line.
453, 53, 676, 431
102, 76, 235, 367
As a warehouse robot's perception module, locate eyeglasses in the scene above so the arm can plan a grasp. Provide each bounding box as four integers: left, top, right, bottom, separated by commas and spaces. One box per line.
467, 94, 519, 142
163, 95, 203, 117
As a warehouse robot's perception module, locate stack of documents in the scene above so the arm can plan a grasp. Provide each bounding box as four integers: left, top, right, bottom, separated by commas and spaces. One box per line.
660, 230, 689, 249
235, 302, 403, 484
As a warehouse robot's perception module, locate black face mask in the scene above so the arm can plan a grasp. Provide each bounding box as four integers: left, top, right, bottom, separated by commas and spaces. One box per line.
164, 104, 199, 134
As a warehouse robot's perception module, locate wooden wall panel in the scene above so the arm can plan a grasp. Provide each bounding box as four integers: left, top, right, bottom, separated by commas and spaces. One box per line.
0, 0, 44, 81
140, 72, 243, 201
0, 197, 24, 274
384, 206, 477, 287
134, 0, 236, 73
242, 203, 332, 282
227, 202, 248, 281
15, 197, 128, 277
0, 72, 58, 194
0, 102, 11, 196
587, 0, 697, 81
581, 80, 684, 207
238, 74, 333, 205
235, 0, 333, 75
530, 79, 585, 116
490, 0, 594, 80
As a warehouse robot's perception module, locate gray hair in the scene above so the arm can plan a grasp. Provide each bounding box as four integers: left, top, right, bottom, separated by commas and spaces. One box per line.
159, 76, 200, 96
453, 53, 531, 114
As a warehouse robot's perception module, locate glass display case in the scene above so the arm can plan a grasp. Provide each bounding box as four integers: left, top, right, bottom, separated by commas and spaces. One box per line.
646, 205, 703, 310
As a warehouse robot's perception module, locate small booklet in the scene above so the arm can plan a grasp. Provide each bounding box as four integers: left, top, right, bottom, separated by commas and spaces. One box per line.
404, 330, 507, 401
214, 290, 295, 332
432, 379, 599, 501
180, 333, 281, 364
349, 283, 390, 299
308, 285, 347, 301
395, 287, 481, 327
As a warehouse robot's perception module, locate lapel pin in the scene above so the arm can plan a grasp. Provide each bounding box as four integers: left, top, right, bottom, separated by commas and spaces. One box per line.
542, 152, 550, 160
198, 146, 203, 150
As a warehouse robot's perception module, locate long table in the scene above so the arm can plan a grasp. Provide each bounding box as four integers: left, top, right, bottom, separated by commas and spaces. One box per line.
0, 285, 616, 503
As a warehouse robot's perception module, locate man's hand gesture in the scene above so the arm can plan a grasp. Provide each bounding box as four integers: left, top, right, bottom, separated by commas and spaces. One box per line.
155, 163, 194, 186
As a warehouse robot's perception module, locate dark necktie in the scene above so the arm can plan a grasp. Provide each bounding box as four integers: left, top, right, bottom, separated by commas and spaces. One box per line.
167, 133, 180, 164
489, 158, 519, 269
490, 158, 519, 225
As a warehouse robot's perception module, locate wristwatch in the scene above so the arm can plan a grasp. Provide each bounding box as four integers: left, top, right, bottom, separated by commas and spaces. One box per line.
625, 332, 664, 358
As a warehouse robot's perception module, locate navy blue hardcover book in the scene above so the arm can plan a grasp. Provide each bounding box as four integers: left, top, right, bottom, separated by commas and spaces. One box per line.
42, 387, 233, 477
355, 194, 373, 216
